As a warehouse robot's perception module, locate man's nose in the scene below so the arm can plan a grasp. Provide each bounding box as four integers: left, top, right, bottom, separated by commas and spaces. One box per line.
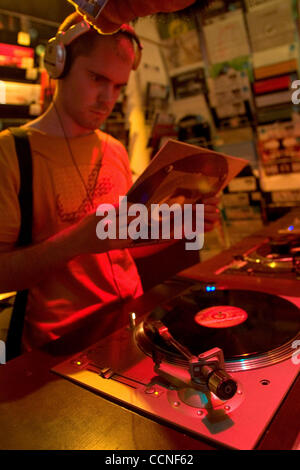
97, 82, 116, 102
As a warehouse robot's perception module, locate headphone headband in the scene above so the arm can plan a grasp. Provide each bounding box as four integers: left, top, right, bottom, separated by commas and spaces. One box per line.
58, 20, 91, 46
118, 24, 143, 71
44, 19, 142, 79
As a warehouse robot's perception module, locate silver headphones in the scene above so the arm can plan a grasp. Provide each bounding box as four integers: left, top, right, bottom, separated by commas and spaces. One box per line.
44, 20, 143, 79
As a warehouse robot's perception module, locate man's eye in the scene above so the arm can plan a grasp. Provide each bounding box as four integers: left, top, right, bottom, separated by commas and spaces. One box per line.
90, 73, 101, 82
115, 84, 125, 93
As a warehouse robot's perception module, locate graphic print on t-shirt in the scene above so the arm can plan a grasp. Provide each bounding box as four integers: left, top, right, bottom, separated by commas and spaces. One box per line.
55, 161, 114, 223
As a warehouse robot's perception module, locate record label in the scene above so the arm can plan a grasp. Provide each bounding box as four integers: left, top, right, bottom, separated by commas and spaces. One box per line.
194, 306, 248, 329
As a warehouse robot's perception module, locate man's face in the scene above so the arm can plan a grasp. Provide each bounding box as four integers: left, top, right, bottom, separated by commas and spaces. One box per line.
98, 0, 211, 33
57, 35, 134, 134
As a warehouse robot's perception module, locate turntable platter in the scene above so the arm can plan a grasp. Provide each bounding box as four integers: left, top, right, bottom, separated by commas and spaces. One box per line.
136, 288, 300, 371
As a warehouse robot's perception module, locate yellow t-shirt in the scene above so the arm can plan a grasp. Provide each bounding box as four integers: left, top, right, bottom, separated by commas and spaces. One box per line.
0, 128, 143, 350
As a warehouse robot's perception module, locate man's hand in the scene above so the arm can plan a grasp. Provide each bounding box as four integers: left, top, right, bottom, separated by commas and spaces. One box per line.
69, 207, 133, 255
71, 195, 220, 256
0, 206, 133, 293
84, 0, 197, 33
202, 196, 221, 232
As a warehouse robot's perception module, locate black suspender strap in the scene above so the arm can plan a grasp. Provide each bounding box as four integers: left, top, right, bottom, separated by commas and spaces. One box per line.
6, 127, 33, 361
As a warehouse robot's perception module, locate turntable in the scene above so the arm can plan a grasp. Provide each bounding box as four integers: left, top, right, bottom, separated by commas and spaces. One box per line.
52, 283, 300, 450
216, 233, 300, 279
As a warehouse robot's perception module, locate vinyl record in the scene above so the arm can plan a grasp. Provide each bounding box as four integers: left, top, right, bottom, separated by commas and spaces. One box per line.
142, 288, 300, 361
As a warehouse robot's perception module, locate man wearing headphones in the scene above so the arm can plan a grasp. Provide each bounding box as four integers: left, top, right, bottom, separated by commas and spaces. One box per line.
0, 10, 219, 355
0, 13, 146, 353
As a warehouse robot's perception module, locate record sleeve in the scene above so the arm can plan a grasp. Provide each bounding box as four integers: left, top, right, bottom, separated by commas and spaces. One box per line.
125, 140, 247, 248
127, 140, 246, 239
127, 140, 247, 208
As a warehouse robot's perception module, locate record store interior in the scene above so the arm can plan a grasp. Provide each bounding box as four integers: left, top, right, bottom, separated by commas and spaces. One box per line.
0, 0, 299, 452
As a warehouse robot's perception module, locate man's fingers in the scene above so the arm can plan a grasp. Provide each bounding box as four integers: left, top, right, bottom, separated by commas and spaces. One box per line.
204, 221, 217, 233
205, 207, 220, 219
205, 205, 220, 214
202, 196, 220, 205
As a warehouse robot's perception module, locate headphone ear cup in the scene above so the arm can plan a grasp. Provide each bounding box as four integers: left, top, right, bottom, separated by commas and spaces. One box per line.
44, 38, 67, 79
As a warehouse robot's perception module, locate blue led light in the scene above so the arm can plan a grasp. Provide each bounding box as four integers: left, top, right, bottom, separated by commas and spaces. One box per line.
206, 286, 216, 292
288, 225, 294, 231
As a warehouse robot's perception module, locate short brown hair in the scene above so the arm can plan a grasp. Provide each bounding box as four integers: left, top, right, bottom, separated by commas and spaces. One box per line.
58, 12, 136, 76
